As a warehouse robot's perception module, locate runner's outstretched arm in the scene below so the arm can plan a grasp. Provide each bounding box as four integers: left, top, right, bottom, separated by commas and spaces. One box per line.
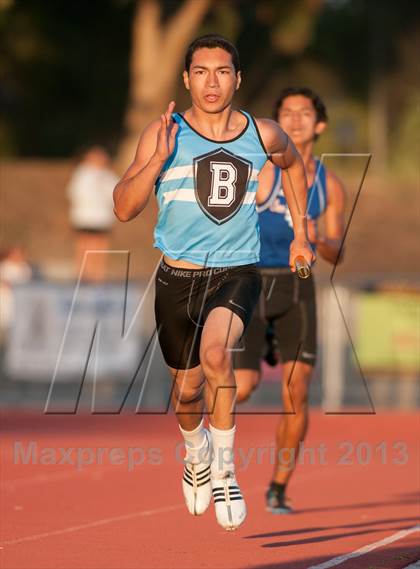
256, 118, 314, 269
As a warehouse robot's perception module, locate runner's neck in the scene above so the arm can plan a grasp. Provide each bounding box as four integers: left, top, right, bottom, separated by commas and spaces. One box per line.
295, 141, 314, 168
183, 106, 246, 141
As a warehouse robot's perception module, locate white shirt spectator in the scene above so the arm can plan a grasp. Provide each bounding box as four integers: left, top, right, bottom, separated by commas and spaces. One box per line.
68, 163, 119, 231
68, 148, 119, 231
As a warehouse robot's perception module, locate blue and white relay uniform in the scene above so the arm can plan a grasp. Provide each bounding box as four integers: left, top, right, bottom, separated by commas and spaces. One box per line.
154, 111, 268, 370
154, 111, 267, 267
234, 159, 328, 369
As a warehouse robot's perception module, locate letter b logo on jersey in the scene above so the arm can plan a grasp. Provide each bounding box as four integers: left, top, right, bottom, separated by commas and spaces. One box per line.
194, 148, 252, 224
208, 162, 237, 207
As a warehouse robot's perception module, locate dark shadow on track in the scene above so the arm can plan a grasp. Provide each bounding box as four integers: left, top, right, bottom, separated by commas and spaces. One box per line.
260, 525, 409, 548
244, 516, 420, 540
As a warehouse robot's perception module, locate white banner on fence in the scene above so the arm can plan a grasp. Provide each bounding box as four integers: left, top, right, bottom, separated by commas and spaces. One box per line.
5, 282, 145, 381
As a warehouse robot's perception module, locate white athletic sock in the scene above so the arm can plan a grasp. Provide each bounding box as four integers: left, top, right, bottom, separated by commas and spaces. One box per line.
209, 423, 236, 478
179, 419, 208, 463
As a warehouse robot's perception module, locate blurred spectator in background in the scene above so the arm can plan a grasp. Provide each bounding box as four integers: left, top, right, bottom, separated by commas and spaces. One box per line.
67, 146, 119, 282
0, 246, 34, 285
0, 245, 36, 345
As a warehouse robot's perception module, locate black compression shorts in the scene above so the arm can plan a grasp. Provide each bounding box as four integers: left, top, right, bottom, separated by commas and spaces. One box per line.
233, 268, 317, 370
155, 259, 262, 370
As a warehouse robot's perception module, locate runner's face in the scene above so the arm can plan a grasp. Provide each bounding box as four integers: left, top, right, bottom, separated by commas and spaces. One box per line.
183, 47, 241, 113
277, 95, 323, 145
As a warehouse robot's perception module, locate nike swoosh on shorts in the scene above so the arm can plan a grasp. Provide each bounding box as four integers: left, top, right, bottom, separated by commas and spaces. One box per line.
228, 299, 245, 312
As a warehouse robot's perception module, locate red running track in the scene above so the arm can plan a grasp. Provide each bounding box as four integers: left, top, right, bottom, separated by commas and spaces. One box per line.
1, 410, 419, 568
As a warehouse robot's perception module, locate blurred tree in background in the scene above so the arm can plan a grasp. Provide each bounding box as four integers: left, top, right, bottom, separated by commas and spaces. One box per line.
0, 0, 419, 179
117, 0, 323, 169
116, 0, 210, 170
0, 0, 131, 156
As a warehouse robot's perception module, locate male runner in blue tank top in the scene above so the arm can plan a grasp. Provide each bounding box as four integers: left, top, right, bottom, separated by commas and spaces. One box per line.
113, 36, 313, 531
234, 87, 346, 514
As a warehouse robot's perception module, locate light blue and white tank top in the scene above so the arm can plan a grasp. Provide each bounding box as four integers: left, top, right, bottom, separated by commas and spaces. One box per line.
154, 111, 268, 267
257, 158, 327, 268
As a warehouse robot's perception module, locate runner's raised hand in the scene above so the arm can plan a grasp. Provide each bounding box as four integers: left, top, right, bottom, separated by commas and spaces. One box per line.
154, 101, 179, 162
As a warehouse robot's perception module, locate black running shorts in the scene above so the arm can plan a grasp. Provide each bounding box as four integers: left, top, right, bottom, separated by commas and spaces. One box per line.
155, 259, 262, 370
233, 268, 317, 370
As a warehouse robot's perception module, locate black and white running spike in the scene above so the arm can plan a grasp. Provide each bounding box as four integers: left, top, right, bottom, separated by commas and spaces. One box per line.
211, 472, 246, 531
181, 430, 212, 516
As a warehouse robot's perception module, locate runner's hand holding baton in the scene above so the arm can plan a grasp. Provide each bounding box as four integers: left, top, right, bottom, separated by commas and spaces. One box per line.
294, 255, 311, 279
290, 230, 314, 280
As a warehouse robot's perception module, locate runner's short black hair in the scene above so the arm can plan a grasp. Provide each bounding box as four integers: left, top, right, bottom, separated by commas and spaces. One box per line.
273, 87, 328, 123
185, 34, 240, 73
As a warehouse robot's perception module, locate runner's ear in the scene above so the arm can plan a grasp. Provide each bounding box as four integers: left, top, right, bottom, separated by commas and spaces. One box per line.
235, 71, 242, 91
183, 70, 190, 91
314, 121, 326, 136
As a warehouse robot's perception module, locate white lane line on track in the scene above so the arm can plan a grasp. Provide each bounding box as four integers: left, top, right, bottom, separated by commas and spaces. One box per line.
307, 525, 420, 569
0, 504, 184, 547
402, 562, 420, 568
1, 485, 267, 547
1, 464, 129, 491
